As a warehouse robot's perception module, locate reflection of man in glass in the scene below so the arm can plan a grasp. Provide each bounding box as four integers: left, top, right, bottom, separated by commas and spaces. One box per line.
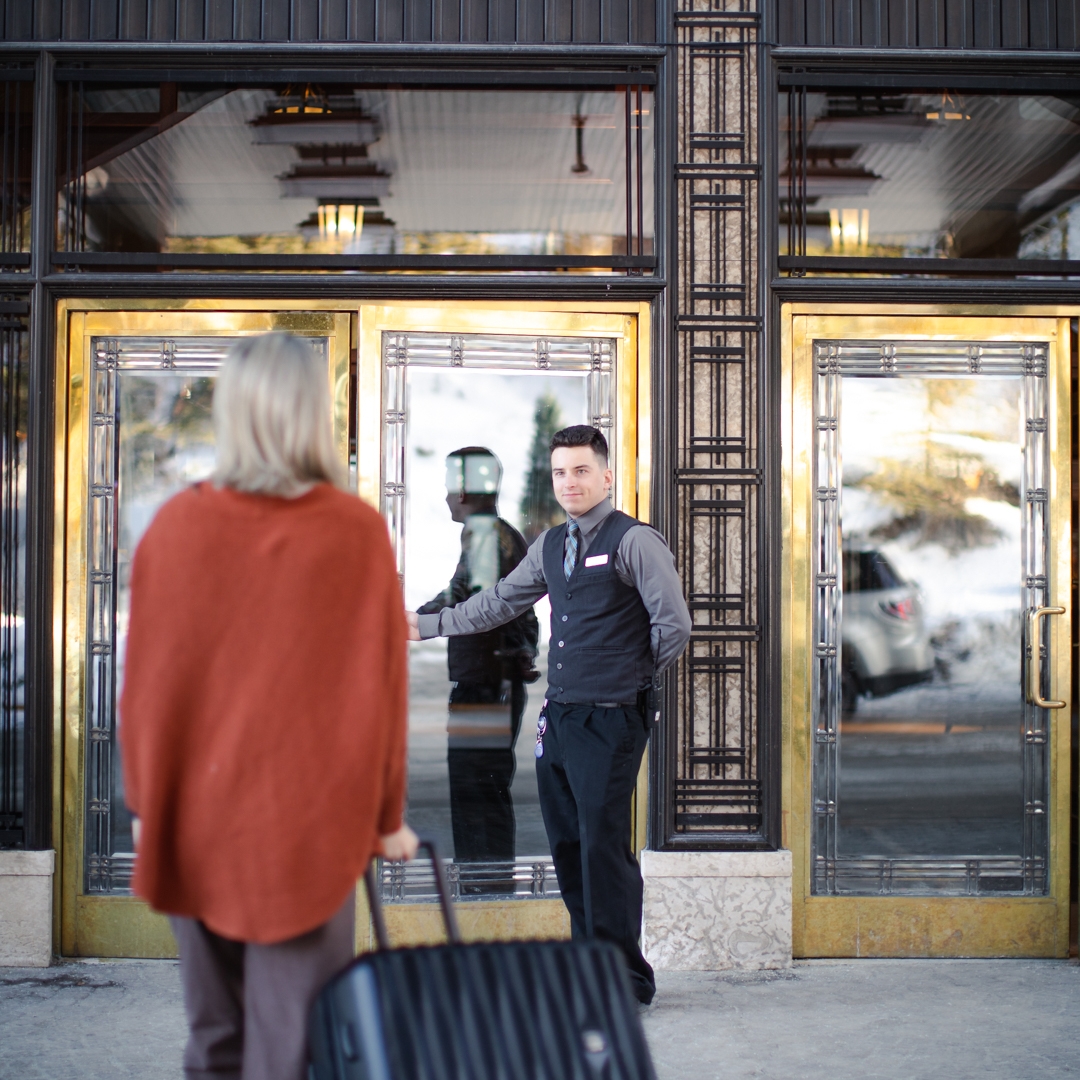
417, 448, 539, 890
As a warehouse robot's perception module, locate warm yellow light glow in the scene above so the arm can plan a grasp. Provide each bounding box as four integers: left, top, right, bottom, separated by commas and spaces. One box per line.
830, 208, 870, 251
841, 208, 860, 247
317, 204, 364, 244
926, 93, 970, 122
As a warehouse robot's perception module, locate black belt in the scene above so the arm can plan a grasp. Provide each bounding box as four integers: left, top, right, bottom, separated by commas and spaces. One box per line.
559, 700, 637, 709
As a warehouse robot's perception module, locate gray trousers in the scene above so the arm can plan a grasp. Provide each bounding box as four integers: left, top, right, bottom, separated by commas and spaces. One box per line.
170, 893, 355, 1080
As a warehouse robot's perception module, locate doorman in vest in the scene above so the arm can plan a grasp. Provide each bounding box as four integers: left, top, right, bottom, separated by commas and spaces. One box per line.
407, 425, 691, 1004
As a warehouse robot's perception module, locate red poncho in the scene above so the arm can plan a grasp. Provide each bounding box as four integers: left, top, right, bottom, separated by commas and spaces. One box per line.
120, 482, 407, 944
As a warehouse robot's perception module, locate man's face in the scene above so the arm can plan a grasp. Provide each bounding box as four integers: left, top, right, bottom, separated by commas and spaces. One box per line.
550, 445, 612, 518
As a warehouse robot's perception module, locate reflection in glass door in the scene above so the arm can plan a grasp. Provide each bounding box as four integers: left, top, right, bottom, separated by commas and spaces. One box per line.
84, 337, 330, 895
812, 340, 1056, 896
381, 333, 615, 902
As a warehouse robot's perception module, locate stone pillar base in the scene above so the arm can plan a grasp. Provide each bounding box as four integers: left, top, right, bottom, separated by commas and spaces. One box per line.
641, 850, 791, 971
0, 849, 54, 967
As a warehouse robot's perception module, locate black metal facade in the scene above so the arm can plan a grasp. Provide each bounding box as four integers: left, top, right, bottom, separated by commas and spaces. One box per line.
0, 26, 670, 854
2, 0, 659, 43
777, 0, 1080, 48
2, 0, 1078, 865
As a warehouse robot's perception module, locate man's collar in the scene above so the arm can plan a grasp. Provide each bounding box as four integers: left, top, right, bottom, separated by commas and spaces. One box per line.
568, 499, 613, 534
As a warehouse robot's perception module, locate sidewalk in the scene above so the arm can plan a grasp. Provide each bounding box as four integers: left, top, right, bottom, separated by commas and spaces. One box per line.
1, 958, 1077, 1080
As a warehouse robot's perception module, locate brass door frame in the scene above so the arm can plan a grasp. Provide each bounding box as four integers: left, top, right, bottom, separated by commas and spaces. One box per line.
56, 300, 352, 958
781, 303, 1075, 958
354, 300, 651, 950
54, 298, 652, 958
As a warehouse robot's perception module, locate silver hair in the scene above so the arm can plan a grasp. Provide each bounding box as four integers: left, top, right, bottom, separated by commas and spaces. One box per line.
212, 332, 343, 496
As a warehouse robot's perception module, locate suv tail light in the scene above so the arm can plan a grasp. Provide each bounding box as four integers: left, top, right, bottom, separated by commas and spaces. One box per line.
879, 597, 915, 620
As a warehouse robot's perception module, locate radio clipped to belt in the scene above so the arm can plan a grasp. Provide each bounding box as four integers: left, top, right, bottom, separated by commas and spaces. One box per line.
637, 629, 662, 729
534, 699, 549, 759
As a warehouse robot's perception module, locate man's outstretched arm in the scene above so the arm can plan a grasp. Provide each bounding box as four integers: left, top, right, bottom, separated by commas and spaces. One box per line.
410, 530, 550, 640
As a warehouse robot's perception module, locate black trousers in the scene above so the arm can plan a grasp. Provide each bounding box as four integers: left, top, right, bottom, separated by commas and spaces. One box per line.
447, 680, 526, 891
534, 700, 655, 1004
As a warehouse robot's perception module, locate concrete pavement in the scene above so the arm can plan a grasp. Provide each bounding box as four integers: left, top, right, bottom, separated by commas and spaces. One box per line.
1, 958, 1077, 1079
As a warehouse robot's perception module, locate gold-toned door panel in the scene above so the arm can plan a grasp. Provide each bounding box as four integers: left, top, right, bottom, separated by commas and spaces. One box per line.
356, 301, 650, 947
58, 302, 351, 959
782, 305, 1075, 958
359, 899, 571, 953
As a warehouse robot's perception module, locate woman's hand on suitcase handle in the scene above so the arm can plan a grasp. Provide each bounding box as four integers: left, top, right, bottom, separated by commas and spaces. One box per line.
380, 823, 420, 861
405, 611, 421, 641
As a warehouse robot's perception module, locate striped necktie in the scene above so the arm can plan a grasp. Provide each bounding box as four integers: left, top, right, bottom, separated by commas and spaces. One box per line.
563, 520, 580, 580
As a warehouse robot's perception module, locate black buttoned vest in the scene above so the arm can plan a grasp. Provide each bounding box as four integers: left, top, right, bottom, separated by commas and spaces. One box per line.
541, 510, 654, 704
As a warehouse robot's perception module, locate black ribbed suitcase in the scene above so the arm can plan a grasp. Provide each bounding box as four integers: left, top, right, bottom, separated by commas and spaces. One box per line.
308, 842, 656, 1080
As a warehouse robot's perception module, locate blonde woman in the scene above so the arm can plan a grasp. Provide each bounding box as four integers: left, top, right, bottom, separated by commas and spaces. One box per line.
120, 333, 417, 1080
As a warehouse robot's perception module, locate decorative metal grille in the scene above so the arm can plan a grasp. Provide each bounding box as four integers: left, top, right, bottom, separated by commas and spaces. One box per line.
669, 0, 763, 841
379, 330, 615, 901
381, 858, 560, 903
0, 308, 27, 849
83, 336, 328, 893
812, 339, 1051, 896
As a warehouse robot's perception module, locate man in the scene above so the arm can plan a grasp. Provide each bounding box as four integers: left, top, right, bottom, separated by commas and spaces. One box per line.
408, 425, 691, 1005
416, 447, 539, 892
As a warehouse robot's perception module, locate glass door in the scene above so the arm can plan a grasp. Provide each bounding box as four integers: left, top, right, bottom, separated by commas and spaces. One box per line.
59, 304, 350, 957
356, 303, 648, 947
784, 310, 1073, 957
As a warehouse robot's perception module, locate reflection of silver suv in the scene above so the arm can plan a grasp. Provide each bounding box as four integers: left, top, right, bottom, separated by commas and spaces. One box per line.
841, 548, 934, 714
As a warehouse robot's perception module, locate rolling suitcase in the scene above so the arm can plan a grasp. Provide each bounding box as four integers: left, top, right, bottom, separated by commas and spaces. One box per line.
308, 841, 657, 1080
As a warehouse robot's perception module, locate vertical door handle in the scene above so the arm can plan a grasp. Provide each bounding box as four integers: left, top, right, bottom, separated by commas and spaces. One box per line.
1026, 606, 1066, 709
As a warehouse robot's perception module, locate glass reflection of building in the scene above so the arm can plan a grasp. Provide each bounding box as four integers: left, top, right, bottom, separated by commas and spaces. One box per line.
1, 0, 1079, 973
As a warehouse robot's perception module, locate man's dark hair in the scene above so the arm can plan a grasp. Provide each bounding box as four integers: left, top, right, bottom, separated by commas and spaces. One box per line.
549, 425, 609, 463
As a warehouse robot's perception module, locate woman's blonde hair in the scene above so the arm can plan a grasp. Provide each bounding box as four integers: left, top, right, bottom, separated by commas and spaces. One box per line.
212, 332, 343, 496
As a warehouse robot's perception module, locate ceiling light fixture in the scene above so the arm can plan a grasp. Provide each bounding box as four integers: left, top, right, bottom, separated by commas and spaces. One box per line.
829, 208, 869, 251
926, 92, 971, 122
318, 203, 364, 240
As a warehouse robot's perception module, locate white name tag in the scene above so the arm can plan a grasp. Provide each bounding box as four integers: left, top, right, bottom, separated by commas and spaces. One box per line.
584, 553, 609, 567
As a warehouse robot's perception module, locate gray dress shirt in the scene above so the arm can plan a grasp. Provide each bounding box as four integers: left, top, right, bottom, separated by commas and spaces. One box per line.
417, 500, 692, 676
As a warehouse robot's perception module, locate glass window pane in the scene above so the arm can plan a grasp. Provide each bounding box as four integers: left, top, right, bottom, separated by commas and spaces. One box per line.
0, 315, 27, 848
780, 90, 1080, 263
56, 83, 653, 270
383, 332, 616, 901
84, 337, 330, 893
839, 378, 1023, 859
0, 78, 32, 265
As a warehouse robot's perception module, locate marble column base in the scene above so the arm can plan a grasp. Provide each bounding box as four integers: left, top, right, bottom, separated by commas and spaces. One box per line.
641, 850, 792, 971
0, 849, 54, 967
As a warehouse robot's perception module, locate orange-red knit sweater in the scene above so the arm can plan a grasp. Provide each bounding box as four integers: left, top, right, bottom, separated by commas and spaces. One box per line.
120, 482, 407, 944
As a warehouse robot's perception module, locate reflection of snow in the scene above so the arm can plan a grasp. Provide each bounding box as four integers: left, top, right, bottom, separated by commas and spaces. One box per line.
929, 432, 1021, 488
843, 482, 1021, 621
840, 375, 1023, 623
841, 376, 1021, 484
404, 369, 587, 611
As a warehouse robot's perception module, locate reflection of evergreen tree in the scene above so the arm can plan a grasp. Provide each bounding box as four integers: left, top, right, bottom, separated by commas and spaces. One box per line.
519, 394, 564, 543
854, 448, 1017, 556
851, 379, 1021, 556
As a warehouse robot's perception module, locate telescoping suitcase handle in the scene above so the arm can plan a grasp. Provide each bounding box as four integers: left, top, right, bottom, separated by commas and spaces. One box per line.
363, 838, 463, 950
